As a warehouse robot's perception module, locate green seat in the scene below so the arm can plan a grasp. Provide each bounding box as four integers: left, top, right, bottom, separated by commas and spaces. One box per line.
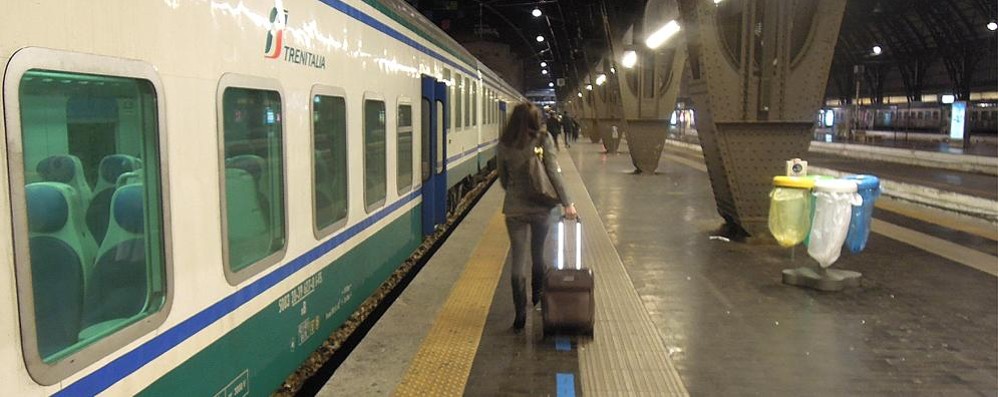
87, 154, 142, 244
81, 184, 149, 339
25, 182, 89, 359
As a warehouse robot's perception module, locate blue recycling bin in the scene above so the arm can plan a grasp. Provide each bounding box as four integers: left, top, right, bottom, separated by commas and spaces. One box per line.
844, 175, 880, 253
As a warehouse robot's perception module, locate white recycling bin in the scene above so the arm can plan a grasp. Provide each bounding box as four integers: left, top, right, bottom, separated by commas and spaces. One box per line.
807, 179, 862, 268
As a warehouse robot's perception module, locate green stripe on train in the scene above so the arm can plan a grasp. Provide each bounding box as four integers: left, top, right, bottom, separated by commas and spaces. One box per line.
137, 206, 422, 396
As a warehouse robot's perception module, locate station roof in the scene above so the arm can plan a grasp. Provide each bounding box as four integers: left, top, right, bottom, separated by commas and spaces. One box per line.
411, 0, 997, 102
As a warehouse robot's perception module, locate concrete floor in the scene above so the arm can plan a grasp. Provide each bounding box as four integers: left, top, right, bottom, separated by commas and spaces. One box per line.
319, 140, 996, 396
567, 142, 998, 396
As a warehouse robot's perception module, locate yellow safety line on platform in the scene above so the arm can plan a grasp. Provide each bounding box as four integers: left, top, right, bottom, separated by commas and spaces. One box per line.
872, 219, 998, 277
392, 211, 509, 397
874, 199, 998, 242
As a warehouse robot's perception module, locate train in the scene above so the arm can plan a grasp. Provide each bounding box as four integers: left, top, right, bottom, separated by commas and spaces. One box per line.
820, 101, 998, 136
0, 0, 522, 395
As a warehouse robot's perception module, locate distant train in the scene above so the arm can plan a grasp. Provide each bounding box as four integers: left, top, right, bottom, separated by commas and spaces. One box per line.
820, 101, 998, 136
0, 0, 521, 395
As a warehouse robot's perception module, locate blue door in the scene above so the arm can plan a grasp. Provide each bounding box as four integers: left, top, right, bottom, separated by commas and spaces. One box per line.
421, 76, 448, 236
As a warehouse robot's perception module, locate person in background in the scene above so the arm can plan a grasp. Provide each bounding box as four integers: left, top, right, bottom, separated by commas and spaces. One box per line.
562, 111, 579, 144
497, 103, 577, 332
546, 110, 564, 149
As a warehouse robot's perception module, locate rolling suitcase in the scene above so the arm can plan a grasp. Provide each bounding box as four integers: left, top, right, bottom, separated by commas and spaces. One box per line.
542, 216, 595, 337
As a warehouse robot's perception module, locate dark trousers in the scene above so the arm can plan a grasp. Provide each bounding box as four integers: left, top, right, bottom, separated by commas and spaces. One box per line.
550, 132, 562, 149
505, 212, 553, 322
565, 129, 577, 143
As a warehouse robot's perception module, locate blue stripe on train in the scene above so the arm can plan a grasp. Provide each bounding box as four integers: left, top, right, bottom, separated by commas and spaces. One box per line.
58, 0, 505, 392
56, 190, 421, 396
445, 139, 498, 164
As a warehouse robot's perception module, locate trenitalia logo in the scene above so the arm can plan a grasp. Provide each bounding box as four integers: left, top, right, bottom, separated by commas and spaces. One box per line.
264, 6, 327, 69
264, 7, 287, 59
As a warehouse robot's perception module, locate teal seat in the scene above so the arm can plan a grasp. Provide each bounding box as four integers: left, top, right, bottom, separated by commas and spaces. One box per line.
37, 154, 93, 212
81, 184, 149, 339
87, 154, 142, 244
115, 170, 144, 187
37, 155, 98, 263
25, 182, 88, 358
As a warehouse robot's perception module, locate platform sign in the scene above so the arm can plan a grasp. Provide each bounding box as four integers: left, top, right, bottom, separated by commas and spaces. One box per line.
950, 101, 967, 141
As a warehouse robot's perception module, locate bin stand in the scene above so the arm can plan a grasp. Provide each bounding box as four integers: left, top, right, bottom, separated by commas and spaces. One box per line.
782, 264, 861, 292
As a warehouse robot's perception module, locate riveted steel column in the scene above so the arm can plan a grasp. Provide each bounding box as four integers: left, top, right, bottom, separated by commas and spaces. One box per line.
614, 0, 688, 173
677, 0, 846, 235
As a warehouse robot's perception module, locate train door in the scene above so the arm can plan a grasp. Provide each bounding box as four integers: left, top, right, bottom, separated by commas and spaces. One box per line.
420, 75, 448, 236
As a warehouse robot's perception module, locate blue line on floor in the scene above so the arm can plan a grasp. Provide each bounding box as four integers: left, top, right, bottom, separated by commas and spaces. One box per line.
556, 373, 576, 397
555, 337, 572, 351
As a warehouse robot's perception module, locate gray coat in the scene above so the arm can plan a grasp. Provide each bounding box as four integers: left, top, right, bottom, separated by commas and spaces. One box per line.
497, 133, 572, 216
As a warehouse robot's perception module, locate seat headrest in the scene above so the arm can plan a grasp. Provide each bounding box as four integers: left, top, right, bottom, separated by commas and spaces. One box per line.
37, 155, 80, 183
99, 155, 141, 185
26, 183, 69, 233
112, 185, 144, 234
225, 155, 266, 181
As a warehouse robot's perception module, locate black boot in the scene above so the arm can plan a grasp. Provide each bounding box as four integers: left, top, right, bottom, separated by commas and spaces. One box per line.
513, 314, 526, 331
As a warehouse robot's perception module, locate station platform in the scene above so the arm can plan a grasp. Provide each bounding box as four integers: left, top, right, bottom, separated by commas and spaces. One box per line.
665, 137, 998, 222
812, 129, 998, 158
317, 140, 997, 396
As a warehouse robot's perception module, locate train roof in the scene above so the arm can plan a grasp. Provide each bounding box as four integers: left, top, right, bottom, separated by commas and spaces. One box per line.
364, 0, 523, 101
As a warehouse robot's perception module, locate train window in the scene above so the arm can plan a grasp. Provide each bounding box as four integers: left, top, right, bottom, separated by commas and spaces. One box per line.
6, 50, 172, 384
397, 103, 414, 194
436, 100, 445, 174
971, 111, 978, 121
421, 98, 431, 182
443, 68, 454, 128
451, 73, 464, 129
219, 78, 286, 284
364, 98, 387, 211
311, 90, 348, 236
464, 77, 470, 128
933, 111, 939, 120
472, 81, 478, 126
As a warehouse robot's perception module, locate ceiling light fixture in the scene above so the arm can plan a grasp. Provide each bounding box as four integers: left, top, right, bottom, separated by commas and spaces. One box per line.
541, 69, 548, 75
532, 8, 542, 17
536, 35, 545, 42
541, 61, 548, 67
988, 22, 998, 31
622, 50, 637, 68
585, 84, 593, 91
548, 82, 554, 87
610, 67, 616, 74
577, 92, 583, 98
645, 20, 681, 49
871, 45, 882, 55
595, 74, 607, 86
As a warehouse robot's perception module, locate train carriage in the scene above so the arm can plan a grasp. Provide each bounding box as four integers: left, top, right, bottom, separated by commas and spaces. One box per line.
0, 0, 520, 395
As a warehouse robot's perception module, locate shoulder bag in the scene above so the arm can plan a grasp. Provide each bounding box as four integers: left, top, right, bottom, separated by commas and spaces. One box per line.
528, 136, 561, 206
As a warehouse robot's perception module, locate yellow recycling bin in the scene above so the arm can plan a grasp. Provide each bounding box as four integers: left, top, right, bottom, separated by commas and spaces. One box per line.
768, 176, 816, 248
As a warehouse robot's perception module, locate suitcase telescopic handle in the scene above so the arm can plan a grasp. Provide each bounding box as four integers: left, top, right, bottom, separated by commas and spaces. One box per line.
557, 216, 582, 270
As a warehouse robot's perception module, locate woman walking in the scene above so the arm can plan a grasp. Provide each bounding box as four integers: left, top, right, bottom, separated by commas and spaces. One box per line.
497, 103, 577, 331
